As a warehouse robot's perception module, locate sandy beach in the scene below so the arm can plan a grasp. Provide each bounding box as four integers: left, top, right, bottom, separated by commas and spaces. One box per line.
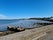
0, 25, 53, 40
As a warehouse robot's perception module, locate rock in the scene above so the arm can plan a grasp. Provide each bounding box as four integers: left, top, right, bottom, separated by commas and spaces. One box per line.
7, 26, 15, 31
7, 26, 25, 32
15, 27, 25, 32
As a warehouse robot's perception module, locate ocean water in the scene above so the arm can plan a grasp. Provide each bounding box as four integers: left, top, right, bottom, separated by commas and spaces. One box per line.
0, 20, 52, 31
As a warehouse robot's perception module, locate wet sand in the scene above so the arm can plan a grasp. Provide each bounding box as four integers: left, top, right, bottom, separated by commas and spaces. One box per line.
0, 25, 53, 40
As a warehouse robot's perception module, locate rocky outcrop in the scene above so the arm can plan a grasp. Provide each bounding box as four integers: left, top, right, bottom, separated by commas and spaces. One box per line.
7, 26, 25, 32
7, 26, 15, 31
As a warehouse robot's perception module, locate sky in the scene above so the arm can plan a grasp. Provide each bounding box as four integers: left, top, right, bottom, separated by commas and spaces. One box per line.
0, 0, 53, 19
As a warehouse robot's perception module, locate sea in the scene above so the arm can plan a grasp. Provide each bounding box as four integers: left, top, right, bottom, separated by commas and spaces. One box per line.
0, 19, 52, 31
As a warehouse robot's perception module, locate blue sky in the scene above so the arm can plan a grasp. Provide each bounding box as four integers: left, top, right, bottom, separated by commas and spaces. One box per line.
0, 0, 53, 19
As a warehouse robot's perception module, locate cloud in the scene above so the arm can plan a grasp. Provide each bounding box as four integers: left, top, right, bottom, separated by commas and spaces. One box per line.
0, 14, 6, 19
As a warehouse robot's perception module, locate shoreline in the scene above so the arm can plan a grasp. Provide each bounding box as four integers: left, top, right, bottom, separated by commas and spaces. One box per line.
0, 24, 52, 37
0, 24, 53, 40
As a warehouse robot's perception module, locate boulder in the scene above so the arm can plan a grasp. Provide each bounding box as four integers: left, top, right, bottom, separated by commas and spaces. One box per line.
7, 26, 15, 31
7, 26, 25, 32
15, 27, 25, 32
